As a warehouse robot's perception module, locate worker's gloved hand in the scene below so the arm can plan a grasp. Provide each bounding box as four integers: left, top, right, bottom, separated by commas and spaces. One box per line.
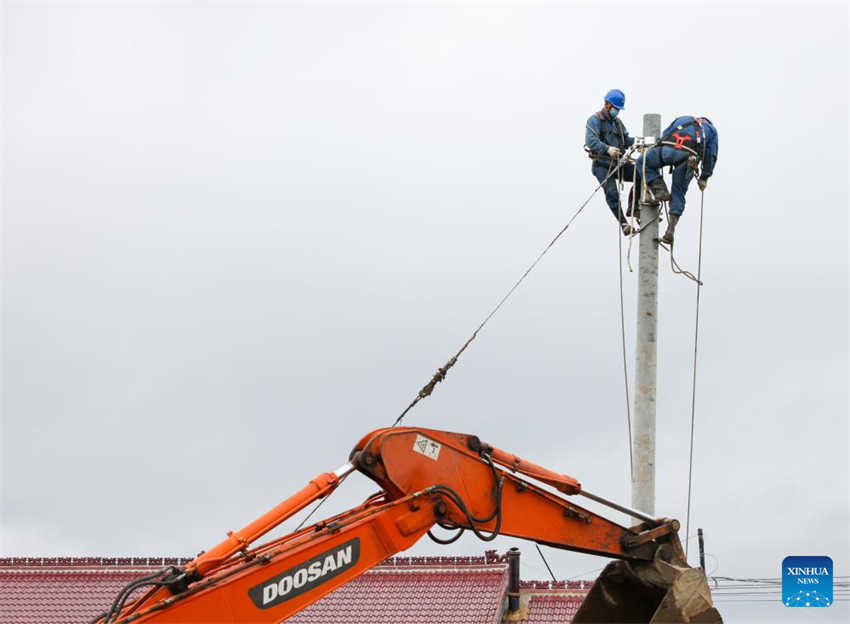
606, 145, 621, 159
698, 178, 708, 191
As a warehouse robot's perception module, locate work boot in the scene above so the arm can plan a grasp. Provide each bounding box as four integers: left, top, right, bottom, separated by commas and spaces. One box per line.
648, 178, 671, 202
661, 214, 679, 245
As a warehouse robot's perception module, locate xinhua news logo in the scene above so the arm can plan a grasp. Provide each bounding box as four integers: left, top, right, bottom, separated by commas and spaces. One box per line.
782, 556, 833, 607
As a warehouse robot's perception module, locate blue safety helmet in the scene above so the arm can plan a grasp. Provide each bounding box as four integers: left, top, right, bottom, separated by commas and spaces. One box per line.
604, 89, 625, 110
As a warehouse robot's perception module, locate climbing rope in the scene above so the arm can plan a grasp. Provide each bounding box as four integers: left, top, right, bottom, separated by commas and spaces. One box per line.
625, 142, 659, 271
658, 199, 702, 285
535, 543, 558, 582
684, 189, 705, 559
657, 158, 703, 284
392, 147, 637, 427
625, 159, 638, 271
617, 225, 634, 481
614, 159, 635, 482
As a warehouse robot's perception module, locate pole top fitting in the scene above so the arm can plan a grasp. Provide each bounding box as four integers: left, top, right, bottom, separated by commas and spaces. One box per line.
643, 113, 661, 137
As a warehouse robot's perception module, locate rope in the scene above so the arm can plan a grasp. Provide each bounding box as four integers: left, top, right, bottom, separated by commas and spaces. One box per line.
616, 141, 665, 481
293, 470, 353, 532
535, 543, 558, 582
293, 494, 329, 532
657, 203, 702, 284
236, 149, 693, 551
615, 165, 634, 482
625, 150, 641, 271
392, 147, 637, 427
657, 160, 703, 284
684, 189, 705, 559
627, 143, 656, 271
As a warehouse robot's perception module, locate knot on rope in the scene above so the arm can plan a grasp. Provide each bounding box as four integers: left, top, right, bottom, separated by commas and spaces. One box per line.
418, 356, 458, 399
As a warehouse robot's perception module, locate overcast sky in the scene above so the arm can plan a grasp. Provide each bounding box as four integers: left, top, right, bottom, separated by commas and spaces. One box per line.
1, 1, 848, 622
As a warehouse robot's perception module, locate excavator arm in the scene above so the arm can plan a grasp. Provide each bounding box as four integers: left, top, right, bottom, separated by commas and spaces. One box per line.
95, 427, 720, 623
350, 427, 673, 561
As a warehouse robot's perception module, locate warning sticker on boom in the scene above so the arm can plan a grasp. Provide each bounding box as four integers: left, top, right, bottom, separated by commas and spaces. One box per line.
413, 434, 441, 461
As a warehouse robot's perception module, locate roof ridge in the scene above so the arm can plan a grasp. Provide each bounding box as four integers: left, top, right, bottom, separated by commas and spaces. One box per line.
366, 565, 507, 575
0, 557, 193, 568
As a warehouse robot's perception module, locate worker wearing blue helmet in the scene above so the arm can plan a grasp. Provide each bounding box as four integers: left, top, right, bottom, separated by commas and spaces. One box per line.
635, 116, 718, 244
585, 89, 636, 235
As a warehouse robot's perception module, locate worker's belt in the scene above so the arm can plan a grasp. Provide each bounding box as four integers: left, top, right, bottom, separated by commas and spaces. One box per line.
585, 146, 610, 161
585, 147, 628, 163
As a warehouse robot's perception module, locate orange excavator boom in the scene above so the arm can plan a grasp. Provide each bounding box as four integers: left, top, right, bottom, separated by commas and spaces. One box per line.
93, 427, 720, 624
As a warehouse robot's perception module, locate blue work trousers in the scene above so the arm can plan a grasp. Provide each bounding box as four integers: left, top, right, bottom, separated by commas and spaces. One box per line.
635, 146, 694, 216
592, 161, 635, 221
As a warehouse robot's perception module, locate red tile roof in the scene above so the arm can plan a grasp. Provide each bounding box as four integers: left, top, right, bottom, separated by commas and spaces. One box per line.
290, 561, 509, 624
522, 594, 586, 622
0, 562, 188, 624
0, 554, 590, 624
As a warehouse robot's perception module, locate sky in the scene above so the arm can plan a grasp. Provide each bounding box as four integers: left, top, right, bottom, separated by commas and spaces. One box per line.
1, 1, 848, 622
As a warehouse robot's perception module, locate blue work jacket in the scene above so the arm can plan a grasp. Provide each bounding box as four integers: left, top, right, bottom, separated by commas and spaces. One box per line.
585, 110, 634, 166
660, 116, 718, 180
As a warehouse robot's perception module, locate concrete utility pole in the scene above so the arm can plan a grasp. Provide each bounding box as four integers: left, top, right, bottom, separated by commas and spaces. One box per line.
631, 113, 661, 516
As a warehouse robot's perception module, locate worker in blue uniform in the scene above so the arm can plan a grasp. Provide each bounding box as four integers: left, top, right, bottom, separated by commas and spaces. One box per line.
585, 89, 636, 236
634, 116, 718, 244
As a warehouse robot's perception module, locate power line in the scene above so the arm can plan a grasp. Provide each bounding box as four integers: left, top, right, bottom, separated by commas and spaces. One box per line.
712, 576, 850, 583
712, 599, 850, 603
565, 565, 605, 581
708, 574, 850, 604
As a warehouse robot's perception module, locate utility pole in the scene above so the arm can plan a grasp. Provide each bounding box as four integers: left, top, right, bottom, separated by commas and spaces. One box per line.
632, 113, 661, 516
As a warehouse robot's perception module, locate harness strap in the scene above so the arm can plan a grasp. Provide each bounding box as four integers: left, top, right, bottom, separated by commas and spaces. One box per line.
585, 111, 626, 159
659, 140, 701, 158
658, 117, 706, 161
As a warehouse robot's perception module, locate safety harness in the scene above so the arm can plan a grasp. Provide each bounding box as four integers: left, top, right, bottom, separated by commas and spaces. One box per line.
585, 111, 626, 161
658, 117, 706, 162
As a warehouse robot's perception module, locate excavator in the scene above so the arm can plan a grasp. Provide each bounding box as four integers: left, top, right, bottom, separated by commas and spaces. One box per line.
92, 426, 722, 623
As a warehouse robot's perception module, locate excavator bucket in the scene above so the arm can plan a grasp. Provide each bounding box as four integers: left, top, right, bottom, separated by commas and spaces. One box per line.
572, 556, 723, 623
